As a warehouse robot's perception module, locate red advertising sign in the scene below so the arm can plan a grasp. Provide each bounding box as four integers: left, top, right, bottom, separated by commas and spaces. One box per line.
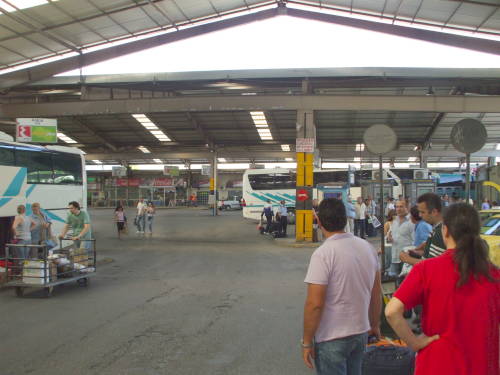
128, 178, 141, 187
297, 189, 309, 201
116, 178, 128, 187
154, 178, 173, 186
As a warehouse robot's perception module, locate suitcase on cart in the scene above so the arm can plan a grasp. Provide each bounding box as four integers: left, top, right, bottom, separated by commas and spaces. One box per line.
362, 337, 415, 375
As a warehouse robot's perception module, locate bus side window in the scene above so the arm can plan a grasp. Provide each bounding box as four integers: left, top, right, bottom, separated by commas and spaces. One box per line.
15, 148, 53, 184
52, 152, 82, 184
0, 144, 15, 166
274, 173, 296, 189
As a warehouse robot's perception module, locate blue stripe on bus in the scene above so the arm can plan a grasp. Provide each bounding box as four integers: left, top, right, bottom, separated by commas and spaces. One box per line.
3, 169, 26, 197
0, 198, 12, 208
26, 184, 36, 197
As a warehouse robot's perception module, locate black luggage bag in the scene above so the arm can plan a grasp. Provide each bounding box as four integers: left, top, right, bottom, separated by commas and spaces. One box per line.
362, 344, 415, 375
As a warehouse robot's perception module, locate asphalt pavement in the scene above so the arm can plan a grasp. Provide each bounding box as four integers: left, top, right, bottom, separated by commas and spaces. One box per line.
0, 208, 322, 375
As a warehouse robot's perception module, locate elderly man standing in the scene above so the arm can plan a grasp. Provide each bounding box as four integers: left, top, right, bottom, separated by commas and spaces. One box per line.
388, 200, 414, 276
354, 197, 366, 239
302, 198, 382, 375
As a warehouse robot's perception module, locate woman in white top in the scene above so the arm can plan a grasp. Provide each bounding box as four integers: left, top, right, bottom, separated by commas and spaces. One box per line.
12, 205, 35, 259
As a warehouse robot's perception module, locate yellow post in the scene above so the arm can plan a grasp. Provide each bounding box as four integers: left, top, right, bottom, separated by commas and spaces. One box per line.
295, 152, 314, 242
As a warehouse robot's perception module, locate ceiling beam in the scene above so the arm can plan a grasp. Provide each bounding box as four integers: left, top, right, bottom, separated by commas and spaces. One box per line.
0, 7, 279, 90
3, 94, 500, 117
70, 117, 118, 152
84, 149, 500, 162
185, 112, 213, 146
285, 7, 500, 56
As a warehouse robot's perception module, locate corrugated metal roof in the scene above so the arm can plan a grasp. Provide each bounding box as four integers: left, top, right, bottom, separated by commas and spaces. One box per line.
1, 0, 499, 72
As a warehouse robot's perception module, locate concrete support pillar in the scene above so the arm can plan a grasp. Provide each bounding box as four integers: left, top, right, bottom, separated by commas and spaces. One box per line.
419, 152, 427, 169
295, 109, 316, 242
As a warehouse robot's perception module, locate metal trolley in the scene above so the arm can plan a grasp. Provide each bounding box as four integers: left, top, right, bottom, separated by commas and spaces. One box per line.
1, 239, 96, 297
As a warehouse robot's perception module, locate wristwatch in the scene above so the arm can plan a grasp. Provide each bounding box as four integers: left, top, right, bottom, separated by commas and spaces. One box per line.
301, 339, 313, 349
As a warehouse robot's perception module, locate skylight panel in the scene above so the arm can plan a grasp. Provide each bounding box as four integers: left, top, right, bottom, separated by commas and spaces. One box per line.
132, 114, 172, 142
0, 0, 53, 12
57, 132, 77, 144
138, 146, 151, 153
250, 111, 273, 141
281, 144, 290, 151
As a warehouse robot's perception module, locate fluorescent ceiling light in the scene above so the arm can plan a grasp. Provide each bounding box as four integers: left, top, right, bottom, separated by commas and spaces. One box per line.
153, 159, 162, 163
92, 160, 102, 164
138, 146, 151, 153
354, 157, 361, 162
281, 144, 290, 151
250, 111, 273, 141
408, 157, 417, 162
496, 144, 500, 150
355, 144, 365, 151
218, 158, 227, 162
285, 158, 294, 161
57, 132, 77, 144
132, 114, 171, 142
0, 0, 54, 12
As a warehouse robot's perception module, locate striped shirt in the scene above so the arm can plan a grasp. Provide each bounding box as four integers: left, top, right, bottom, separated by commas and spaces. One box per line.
424, 222, 446, 259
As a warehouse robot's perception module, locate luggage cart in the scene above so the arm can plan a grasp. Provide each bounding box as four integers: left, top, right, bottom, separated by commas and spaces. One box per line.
1, 239, 96, 297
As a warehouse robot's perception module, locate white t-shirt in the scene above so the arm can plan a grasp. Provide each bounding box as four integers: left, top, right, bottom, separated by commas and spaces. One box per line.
137, 202, 145, 215
304, 233, 379, 343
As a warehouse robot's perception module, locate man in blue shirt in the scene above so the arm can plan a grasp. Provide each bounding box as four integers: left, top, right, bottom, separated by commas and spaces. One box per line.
278, 200, 288, 236
410, 205, 432, 247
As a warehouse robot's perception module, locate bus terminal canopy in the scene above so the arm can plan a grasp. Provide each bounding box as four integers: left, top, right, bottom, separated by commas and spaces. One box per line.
1, 67, 500, 166
1, 1, 500, 166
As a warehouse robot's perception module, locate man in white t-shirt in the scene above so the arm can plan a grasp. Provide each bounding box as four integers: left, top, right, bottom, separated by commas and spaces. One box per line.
302, 198, 382, 374
136, 198, 146, 233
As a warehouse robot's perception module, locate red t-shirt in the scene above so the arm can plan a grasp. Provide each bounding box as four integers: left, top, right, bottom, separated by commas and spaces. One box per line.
394, 249, 500, 375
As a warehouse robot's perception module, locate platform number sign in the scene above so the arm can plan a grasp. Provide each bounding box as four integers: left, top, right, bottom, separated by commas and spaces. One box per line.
16, 118, 58, 143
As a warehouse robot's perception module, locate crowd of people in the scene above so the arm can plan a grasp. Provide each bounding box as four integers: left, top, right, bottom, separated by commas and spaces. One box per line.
112, 198, 156, 238
302, 192, 499, 375
11, 201, 92, 259
260, 199, 289, 237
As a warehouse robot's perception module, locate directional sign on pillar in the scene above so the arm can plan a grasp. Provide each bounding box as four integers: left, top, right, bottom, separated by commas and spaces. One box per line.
297, 189, 309, 201
296, 187, 313, 210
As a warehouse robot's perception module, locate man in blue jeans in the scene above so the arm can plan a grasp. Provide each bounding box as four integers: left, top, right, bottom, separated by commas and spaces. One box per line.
302, 198, 382, 375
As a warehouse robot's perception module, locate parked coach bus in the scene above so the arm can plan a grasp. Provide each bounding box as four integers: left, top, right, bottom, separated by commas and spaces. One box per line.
242, 167, 403, 221
0, 137, 87, 252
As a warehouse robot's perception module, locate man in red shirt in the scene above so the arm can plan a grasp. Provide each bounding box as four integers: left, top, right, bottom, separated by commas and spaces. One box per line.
385, 203, 499, 375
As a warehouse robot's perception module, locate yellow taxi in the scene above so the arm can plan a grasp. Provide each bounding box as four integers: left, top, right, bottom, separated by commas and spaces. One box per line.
480, 213, 500, 267
479, 209, 500, 225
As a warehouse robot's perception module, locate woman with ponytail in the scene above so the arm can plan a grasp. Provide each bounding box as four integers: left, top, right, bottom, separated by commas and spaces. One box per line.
385, 203, 499, 375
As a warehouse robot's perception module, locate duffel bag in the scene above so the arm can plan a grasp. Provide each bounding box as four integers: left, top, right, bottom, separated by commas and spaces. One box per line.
363, 338, 415, 375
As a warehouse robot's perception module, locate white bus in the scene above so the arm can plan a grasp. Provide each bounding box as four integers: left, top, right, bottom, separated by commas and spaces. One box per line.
242, 168, 403, 221
0, 137, 87, 246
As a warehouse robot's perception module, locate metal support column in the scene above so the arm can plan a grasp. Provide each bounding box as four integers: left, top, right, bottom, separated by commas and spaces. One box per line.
465, 153, 471, 204
379, 155, 385, 273
211, 154, 218, 216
